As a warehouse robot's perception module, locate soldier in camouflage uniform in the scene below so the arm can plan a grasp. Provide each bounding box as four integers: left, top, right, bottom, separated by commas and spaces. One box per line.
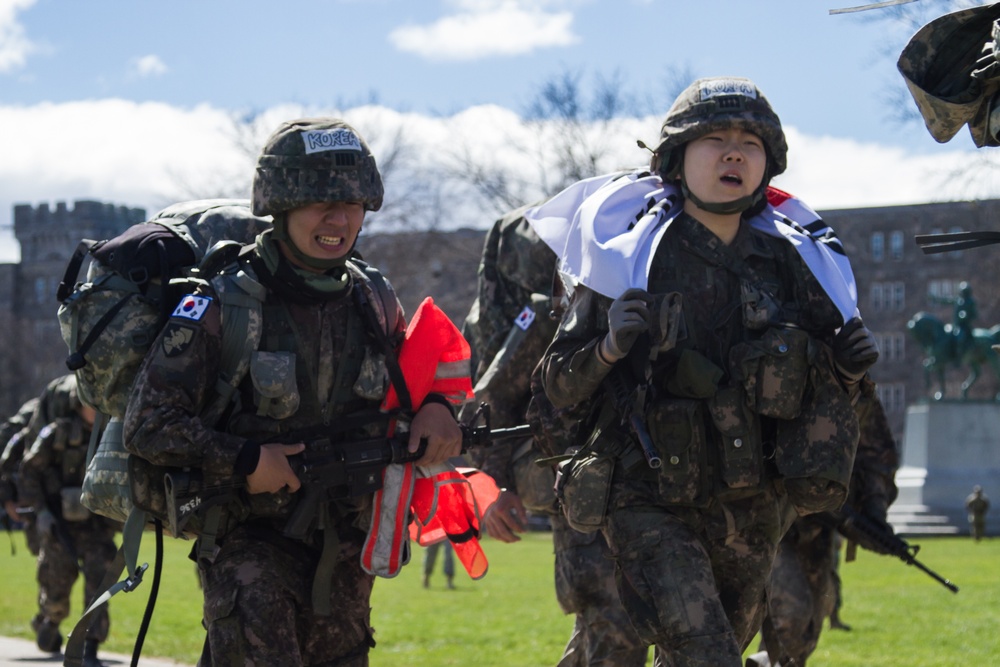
18, 377, 117, 666
1, 374, 81, 557
123, 118, 462, 667
463, 208, 649, 666
749, 380, 900, 667
1, 396, 40, 548
538, 77, 878, 666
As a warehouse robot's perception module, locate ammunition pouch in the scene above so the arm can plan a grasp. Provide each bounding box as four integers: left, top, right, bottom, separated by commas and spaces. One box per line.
249, 350, 301, 420
558, 450, 614, 533
774, 344, 860, 516
732, 326, 813, 420
510, 438, 557, 514
646, 398, 707, 505
60, 486, 91, 522
707, 385, 762, 491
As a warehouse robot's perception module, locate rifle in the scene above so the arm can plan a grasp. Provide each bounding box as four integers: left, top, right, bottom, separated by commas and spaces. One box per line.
838, 505, 959, 594
599, 326, 667, 471
165, 403, 532, 539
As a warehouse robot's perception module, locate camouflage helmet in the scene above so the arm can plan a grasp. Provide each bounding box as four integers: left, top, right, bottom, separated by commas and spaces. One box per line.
252, 118, 384, 216
652, 76, 787, 179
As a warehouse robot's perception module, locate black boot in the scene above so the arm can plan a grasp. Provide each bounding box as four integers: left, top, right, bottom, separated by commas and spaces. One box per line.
34, 618, 62, 653
82, 638, 103, 667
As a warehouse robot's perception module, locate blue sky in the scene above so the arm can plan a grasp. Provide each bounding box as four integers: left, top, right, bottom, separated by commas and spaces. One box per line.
0, 0, 995, 261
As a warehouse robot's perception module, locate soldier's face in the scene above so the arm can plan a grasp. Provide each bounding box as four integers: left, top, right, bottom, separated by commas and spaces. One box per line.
681, 127, 766, 209
283, 201, 365, 270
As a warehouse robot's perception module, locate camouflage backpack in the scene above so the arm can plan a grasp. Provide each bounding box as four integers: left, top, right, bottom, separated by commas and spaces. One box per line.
57, 199, 273, 418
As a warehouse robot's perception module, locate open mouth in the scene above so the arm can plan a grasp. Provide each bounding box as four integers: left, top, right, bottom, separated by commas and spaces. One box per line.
720, 173, 743, 185
316, 235, 344, 249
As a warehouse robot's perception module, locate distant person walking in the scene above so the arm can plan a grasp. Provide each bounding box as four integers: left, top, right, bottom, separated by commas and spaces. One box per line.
965, 485, 990, 541
422, 541, 455, 589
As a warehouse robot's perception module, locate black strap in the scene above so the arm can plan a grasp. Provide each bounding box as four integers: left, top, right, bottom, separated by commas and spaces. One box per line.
66, 292, 137, 371
57, 239, 99, 302
915, 230, 1000, 254
130, 520, 163, 667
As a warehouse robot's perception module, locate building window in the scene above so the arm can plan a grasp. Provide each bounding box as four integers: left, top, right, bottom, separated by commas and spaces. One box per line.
892, 282, 905, 312
927, 280, 961, 304
890, 231, 904, 260
876, 383, 907, 413
877, 333, 906, 362
871, 232, 885, 262
34, 277, 47, 304
871, 284, 884, 312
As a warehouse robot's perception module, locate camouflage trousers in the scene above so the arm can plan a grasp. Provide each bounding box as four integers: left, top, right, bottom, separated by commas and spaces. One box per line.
603, 478, 796, 667
758, 516, 839, 666
35, 517, 116, 641
198, 521, 375, 667
552, 514, 649, 667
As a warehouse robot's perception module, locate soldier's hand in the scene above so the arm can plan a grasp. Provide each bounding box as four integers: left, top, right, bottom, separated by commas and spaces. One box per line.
483, 490, 528, 543
35, 509, 56, 535
833, 317, 879, 383
409, 402, 462, 467
246, 443, 305, 494
3, 500, 19, 522
599, 288, 652, 364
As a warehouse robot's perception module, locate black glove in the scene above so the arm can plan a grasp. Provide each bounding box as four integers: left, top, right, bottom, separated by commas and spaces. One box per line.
832, 317, 879, 382
840, 510, 896, 556
598, 288, 651, 364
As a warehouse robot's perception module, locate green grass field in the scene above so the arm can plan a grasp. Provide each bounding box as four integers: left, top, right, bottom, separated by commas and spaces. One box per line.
0, 529, 996, 666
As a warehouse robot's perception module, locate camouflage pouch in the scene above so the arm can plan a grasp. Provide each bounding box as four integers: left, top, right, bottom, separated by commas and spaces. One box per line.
646, 398, 707, 505
732, 326, 812, 420
81, 418, 133, 523
250, 350, 300, 420
559, 452, 614, 533
707, 385, 761, 490
510, 439, 557, 514
353, 348, 387, 401
60, 486, 91, 522
774, 345, 860, 516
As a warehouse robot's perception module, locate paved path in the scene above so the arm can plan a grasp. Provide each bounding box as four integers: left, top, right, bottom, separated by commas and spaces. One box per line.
0, 636, 193, 667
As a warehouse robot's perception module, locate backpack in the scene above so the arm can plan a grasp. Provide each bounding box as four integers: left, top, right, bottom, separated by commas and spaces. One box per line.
57, 199, 274, 418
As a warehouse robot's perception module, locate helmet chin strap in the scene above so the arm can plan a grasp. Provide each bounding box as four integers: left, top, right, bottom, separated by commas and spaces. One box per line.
680, 179, 764, 216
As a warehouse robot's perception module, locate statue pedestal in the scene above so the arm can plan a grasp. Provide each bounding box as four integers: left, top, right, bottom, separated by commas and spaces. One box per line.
895, 401, 1000, 536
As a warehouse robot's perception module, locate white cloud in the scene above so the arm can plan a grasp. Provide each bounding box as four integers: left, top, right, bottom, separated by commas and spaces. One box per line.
388, 1, 578, 61
0, 0, 37, 72
131, 54, 168, 78
0, 100, 996, 264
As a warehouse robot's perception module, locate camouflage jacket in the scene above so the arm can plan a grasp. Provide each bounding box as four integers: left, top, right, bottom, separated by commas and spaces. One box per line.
542, 213, 857, 503
462, 206, 559, 489
123, 255, 406, 524
18, 416, 92, 512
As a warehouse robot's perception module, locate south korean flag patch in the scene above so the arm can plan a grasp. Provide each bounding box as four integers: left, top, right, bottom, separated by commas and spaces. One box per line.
172, 294, 212, 321
514, 306, 536, 331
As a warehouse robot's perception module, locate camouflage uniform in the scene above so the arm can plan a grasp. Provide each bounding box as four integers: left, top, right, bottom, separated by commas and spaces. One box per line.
18, 411, 118, 653
541, 211, 859, 666
0, 396, 40, 552
123, 119, 438, 667
463, 209, 649, 667
754, 380, 899, 666
1, 375, 81, 557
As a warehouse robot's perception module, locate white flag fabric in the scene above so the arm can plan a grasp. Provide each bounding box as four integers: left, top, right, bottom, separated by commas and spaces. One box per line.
524, 170, 858, 325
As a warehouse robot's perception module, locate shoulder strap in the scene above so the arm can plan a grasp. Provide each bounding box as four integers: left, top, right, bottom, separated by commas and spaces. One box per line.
348, 258, 411, 411
202, 258, 267, 426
